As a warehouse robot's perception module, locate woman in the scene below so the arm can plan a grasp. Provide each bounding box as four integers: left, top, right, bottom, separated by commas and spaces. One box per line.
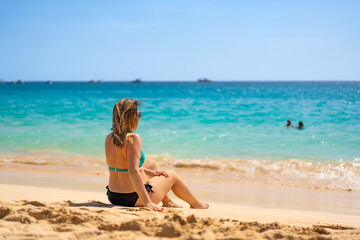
105, 99, 209, 211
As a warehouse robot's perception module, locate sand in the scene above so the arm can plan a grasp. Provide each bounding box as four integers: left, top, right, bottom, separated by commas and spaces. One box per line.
1, 184, 360, 240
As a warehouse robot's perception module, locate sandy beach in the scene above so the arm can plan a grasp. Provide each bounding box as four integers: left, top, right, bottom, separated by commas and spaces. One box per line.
1, 162, 360, 239
1, 177, 360, 239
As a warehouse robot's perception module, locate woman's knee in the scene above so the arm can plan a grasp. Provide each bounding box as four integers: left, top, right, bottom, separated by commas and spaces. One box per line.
146, 159, 158, 170
165, 170, 178, 181
144, 159, 157, 170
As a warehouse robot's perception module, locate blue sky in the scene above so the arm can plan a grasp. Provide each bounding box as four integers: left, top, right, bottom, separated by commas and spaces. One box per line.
1, 0, 359, 81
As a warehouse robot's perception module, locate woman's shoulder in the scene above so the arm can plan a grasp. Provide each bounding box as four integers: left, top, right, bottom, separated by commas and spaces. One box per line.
126, 133, 141, 145
104, 133, 113, 147
105, 133, 112, 142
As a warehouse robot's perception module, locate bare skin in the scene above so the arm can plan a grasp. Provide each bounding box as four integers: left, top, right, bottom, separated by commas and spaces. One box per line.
105, 115, 209, 211
143, 159, 182, 208
135, 169, 209, 209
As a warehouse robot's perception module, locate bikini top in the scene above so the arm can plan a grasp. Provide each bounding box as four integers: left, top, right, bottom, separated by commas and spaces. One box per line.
108, 149, 145, 172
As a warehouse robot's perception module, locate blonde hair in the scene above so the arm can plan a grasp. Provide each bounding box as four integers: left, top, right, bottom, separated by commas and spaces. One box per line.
111, 99, 141, 147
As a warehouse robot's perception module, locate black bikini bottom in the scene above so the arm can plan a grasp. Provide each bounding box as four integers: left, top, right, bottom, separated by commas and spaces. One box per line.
106, 183, 154, 207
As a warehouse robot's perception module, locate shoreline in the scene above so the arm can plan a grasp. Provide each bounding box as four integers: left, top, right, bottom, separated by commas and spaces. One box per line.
1, 170, 360, 216
1, 151, 360, 192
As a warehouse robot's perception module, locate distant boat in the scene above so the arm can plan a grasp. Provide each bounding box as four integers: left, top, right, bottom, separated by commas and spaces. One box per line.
88, 79, 103, 83
46, 81, 52, 85
198, 78, 211, 83
16, 80, 24, 84
131, 79, 142, 83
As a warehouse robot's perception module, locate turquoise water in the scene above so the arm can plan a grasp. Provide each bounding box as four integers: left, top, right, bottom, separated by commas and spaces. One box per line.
1, 81, 359, 162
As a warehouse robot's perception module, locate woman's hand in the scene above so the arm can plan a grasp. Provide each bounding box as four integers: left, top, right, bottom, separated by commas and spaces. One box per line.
145, 202, 164, 212
146, 169, 169, 178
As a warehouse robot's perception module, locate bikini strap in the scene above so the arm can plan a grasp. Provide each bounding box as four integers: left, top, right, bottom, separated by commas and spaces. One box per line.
110, 128, 115, 145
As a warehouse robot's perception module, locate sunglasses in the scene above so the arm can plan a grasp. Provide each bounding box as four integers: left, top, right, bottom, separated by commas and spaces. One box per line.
138, 112, 142, 119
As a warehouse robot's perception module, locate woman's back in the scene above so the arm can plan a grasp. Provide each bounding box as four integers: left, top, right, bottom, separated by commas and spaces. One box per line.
105, 133, 136, 193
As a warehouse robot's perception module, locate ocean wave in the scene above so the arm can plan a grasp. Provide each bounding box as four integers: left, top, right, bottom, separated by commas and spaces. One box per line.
1, 152, 359, 191
152, 156, 360, 192
0, 156, 52, 165
1, 159, 50, 165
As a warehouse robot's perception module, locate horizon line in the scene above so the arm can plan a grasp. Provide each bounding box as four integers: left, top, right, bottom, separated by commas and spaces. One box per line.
1, 79, 360, 83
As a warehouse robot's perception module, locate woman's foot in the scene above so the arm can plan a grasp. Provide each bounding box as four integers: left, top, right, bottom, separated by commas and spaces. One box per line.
190, 201, 209, 209
163, 200, 182, 208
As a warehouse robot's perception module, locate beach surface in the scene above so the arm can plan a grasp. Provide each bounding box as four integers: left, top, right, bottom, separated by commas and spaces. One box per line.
1, 179, 360, 240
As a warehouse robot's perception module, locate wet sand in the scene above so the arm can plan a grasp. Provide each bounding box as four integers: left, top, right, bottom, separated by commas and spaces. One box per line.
1, 152, 359, 191
2, 170, 360, 216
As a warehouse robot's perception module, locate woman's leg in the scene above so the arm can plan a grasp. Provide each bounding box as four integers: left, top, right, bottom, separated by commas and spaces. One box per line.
143, 159, 181, 207
135, 170, 209, 209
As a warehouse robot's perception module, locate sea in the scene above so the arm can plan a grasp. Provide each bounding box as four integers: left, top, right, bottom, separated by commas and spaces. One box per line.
1, 81, 359, 191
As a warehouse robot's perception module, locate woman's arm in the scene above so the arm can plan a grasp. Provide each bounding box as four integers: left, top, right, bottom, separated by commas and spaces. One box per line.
126, 134, 162, 211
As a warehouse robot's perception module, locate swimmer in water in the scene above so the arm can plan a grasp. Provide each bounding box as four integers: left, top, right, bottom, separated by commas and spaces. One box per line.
285, 119, 293, 127
297, 121, 304, 129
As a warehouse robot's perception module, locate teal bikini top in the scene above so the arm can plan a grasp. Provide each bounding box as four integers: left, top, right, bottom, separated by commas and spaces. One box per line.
108, 149, 145, 172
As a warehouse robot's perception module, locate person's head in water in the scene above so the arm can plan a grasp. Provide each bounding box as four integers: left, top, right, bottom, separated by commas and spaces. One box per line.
297, 121, 304, 129
112, 99, 141, 147
285, 119, 293, 127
